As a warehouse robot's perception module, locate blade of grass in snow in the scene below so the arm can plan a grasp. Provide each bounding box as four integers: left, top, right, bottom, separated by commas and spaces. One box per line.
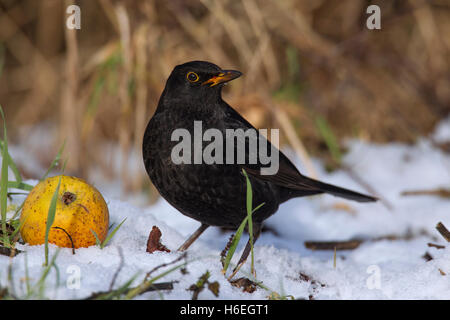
44, 177, 62, 266
8, 218, 25, 242
24, 252, 31, 296
10, 200, 24, 220
221, 215, 248, 275
243, 169, 255, 275
0, 142, 22, 184
315, 115, 342, 164
40, 141, 66, 181
0, 106, 10, 247
91, 218, 127, 249
35, 249, 60, 299
222, 170, 264, 276
97, 218, 126, 249
91, 229, 102, 247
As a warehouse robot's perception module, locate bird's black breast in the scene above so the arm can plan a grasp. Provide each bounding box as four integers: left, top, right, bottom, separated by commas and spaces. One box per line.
142, 103, 281, 228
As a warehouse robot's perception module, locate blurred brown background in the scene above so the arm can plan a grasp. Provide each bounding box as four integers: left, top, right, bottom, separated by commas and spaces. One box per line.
0, 0, 449, 201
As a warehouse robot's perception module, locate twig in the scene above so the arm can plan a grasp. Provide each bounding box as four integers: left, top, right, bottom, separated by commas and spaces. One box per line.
427, 242, 445, 249
145, 252, 188, 281
304, 240, 362, 251
305, 229, 435, 251
342, 165, 393, 211
401, 189, 450, 198
436, 222, 450, 242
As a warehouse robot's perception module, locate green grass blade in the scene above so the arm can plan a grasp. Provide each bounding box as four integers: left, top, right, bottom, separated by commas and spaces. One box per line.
242, 169, 255, 274
10, 200, 24, 220
24, 252, 31, 296
44, 177, 62, 266
40, 141, 66, 181
0, 106, 10, 247
7, 181, 33, 192
222, 170, 265, 276
90, 229, 102, 247
252, 202, 265, 213
0, 142, 22, 184
315, 115, 342, 164
222, 215, 248, 274
9, 217, 27, 240
100, 218, 127, 249
37, 249, 60, 298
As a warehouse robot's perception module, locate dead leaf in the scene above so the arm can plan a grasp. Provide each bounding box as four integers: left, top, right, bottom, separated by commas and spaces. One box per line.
208, 281, 220, 297
146, 226, 170, 253
230, 277, 257, 293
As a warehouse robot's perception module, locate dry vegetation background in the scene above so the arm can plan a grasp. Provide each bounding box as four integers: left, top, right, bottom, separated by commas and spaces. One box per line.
0, 0, 449, 200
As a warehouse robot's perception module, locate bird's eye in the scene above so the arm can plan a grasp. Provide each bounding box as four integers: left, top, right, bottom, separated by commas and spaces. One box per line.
187, 71, 199, 83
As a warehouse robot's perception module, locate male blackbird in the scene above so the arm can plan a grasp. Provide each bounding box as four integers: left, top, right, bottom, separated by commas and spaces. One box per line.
143, 61, 376, 268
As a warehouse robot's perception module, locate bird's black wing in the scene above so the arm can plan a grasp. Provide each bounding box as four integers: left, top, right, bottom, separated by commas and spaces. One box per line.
222, 103, 377, 203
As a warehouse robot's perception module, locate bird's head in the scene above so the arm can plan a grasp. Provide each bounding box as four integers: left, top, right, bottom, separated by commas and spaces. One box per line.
163, 61, 242, 103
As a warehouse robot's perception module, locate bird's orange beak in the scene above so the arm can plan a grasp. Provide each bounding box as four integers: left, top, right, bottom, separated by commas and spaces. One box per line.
202, 70, 242, 87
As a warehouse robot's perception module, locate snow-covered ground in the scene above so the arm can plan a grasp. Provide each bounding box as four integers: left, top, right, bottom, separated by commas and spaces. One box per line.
1, 117, 450, 299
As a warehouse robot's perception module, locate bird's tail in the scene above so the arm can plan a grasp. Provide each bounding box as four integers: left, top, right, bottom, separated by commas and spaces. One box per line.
297, 176, 377, 203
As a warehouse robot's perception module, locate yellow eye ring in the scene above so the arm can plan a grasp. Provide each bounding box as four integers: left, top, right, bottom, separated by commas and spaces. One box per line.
187, 71, 199, 83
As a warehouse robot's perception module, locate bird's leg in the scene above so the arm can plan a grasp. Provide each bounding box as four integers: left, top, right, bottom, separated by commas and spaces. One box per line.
228, 223, 262, 280
177, 223, 209, 251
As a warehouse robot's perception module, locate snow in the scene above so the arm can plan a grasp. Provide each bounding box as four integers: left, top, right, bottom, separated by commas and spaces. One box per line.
1, 116, 450, 300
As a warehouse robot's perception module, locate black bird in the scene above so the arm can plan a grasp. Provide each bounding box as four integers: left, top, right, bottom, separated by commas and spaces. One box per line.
143, 61, 376, 269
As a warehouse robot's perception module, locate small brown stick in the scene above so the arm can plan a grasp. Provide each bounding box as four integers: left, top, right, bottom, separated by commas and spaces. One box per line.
342, 165, 393, 211
436, 222, 450, 242
304, 240, 362, 251
427, 242, 445, 249
144, 252, 187, 281
401, 189, 450, 198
